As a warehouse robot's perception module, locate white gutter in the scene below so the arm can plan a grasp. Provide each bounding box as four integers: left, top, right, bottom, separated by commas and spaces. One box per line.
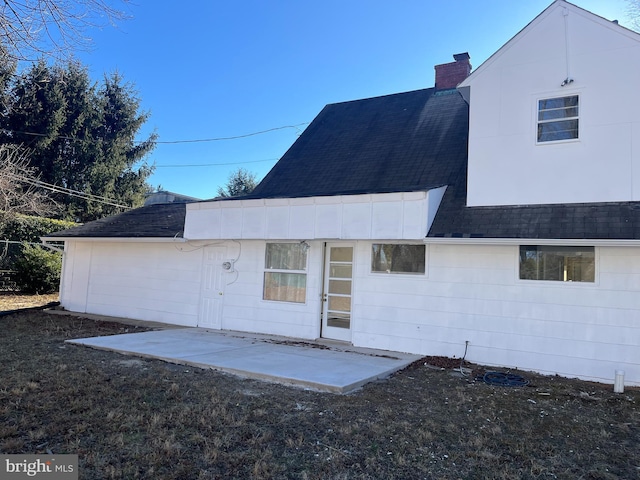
41, 236, 186, 244
425, 237, 640, 247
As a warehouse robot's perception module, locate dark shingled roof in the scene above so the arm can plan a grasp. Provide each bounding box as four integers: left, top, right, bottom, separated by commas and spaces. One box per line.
248, 88, 469, 198
429, 178, 640, 239
45, 203, 186, 239
45, 85, 640, 241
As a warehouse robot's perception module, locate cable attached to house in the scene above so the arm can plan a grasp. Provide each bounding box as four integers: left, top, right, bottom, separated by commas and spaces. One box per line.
457, 340, 469, 376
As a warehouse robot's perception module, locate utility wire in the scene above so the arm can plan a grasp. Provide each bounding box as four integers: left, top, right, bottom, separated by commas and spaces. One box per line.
7, 122, 309, 145
6, 171, 131, 209
155, 157, 278, 168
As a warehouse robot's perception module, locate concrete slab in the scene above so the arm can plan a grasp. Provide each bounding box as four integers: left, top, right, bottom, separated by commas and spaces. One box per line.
67, 328, 421, 394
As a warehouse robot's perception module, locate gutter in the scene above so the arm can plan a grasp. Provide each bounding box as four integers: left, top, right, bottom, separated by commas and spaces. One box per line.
424, 237, 640, 247
41, 236, 187, 244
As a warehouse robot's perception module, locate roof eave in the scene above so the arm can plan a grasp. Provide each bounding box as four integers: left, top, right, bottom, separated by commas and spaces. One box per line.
424, 237, 640, 246
41, 236, 186, 243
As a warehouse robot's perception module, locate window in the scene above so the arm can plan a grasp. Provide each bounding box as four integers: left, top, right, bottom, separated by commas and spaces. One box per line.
263, 243, 307, 303
537, 95, 579, 142
371, 244, 425, 274
519, 246, 594, 282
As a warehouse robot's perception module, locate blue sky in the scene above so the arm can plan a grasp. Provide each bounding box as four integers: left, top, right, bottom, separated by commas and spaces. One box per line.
72, 0, 631, 200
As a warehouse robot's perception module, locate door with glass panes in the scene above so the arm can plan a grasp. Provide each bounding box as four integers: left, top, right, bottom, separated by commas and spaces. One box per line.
321, 243, 353, 341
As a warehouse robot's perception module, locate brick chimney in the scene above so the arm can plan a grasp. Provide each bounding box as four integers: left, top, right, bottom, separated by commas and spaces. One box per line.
434, 52, 471, 90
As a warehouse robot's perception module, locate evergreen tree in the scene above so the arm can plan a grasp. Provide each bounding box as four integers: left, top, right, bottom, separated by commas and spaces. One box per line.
0, 60, 156, 221
217, 168, 258, 198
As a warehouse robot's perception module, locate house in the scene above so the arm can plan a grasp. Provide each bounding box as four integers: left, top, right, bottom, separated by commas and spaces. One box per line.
144, 190, 201, 206
45, 0, 640, 386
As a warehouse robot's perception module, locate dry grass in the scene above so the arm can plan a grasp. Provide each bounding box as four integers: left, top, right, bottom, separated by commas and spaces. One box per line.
0, 292, 59, 310
1, 311, 639, 479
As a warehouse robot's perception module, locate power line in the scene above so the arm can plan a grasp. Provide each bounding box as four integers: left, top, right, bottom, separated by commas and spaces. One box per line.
155, 157, 279, 168
5, 171, 131, 209
8, 122, 309, 145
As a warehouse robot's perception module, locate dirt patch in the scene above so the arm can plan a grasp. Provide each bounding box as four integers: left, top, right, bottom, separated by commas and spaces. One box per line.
1, 311, 638, 479
0, 292, 59, 311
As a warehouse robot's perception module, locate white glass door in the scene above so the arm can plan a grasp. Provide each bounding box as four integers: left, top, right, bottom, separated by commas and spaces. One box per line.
321, 244, 353, 342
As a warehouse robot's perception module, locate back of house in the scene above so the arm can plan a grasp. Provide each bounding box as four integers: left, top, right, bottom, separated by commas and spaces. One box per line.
46, 1, 640, 387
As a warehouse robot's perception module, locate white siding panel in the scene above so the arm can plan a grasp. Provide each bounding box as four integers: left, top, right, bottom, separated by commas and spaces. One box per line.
59, 241, 92, 313
266, 205, 290, 239
63, 242, 204, 326
371, 202, 403, 238
241, 206, 266, 238
342, 203, 372, 239
315, 204, 342, 239
185, 192, 434, 240
351, 243, 640, 385
289, 203, 316, 239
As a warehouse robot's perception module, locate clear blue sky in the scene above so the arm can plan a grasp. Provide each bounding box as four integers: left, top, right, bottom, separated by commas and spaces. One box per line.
73, 0, 631, 200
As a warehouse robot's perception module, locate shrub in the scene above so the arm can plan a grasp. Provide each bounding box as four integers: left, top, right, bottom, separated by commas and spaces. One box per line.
13, 244, 62, 294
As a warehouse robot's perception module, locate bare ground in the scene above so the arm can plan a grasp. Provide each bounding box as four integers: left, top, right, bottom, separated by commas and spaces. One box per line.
0, 308, 638, 479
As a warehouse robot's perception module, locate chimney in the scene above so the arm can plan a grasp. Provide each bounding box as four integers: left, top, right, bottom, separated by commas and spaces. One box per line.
434, 52, 471, 90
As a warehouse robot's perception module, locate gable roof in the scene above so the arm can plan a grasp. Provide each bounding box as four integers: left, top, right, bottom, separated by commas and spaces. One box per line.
459, 0, 640, 89
248, 88, 469, 199
45, 202, 187, 239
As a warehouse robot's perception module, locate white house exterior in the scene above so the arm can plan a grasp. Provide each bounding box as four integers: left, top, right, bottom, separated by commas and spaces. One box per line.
48, 1, 640, 387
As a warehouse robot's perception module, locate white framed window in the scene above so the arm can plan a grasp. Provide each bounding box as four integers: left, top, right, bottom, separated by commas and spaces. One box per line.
519, 245, 594, 282
537, 95, 579, 143
371, 244, 426, 274
263, 243, 307, 303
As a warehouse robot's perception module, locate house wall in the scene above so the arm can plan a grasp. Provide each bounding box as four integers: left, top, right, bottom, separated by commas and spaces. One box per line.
185, 190, 445, 241
60, 238, 640, 386
219, 240, 323, 339
351, 242, 640, 386
60, 241, 205, 326
463, 3, 640, 206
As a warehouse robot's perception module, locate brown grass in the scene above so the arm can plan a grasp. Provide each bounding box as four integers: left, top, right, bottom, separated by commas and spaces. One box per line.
1, 311, 639, 479
0, 292, 59, 310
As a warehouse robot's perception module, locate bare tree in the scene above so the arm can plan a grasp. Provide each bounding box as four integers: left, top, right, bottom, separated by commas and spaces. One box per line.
0, 145, 57, 224
626, 0, 640, 30
0, 0, 130, 61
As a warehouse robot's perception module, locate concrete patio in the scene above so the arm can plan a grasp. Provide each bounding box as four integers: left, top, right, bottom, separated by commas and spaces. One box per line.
67, 327, 421, 394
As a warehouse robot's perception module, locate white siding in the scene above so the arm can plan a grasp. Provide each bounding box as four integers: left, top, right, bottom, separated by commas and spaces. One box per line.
351, 243, 640, 386
220, 240, 323, 339
462, 2, 640, 206
60, 239, 640, 386
184, 189, 445, 241
60, 241, 204, 326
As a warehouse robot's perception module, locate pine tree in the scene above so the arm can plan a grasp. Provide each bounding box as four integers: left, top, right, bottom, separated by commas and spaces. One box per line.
0, 60, 157, 221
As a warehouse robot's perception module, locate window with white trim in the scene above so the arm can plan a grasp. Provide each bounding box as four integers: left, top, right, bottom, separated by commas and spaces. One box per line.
519, 245, 594, 282
537, 95, 579, 143
263, 243, 307, 303
371, 244, 425, 274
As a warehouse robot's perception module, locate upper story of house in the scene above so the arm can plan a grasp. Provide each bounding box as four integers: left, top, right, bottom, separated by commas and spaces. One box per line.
460, 0, 640, 207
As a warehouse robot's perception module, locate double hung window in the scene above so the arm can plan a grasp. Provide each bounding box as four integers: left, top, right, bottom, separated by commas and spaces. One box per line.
263, 243, 307, 303
537, 95, 579, 143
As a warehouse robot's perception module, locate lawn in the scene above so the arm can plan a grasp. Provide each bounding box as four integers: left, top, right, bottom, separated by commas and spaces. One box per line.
1, 310, 638, 479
